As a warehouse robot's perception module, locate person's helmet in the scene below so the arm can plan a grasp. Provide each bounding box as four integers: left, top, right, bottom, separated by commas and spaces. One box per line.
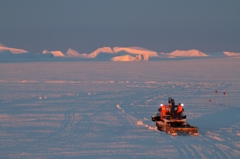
160, 104, 164, 107
181, 103, 184, 106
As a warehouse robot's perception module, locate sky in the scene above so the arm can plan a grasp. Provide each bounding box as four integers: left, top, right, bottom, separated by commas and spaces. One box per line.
0, 0, 240, 53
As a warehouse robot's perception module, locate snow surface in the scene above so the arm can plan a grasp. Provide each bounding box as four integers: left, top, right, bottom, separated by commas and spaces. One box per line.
0, 58, 240, 158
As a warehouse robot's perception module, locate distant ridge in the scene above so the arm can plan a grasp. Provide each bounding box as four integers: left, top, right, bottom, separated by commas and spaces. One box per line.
0, 45, 28, 54
113, 46, 158, 57
77, 47, 113, 58
223, 52, 240, 57
43, 50, 64, 57
1, 43, 240, 62
66, 48, 81, 57
169, 49, 207, 57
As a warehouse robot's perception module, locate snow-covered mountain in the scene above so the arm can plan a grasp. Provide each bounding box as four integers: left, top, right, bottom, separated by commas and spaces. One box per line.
66, 46, 153, 61
1, 43, 240, 62
66, 48, 81, 57
169, 49, 208, 57
76, 47, 114, 58
223, 51, 240, 57
0, 44, 53, 61
0, 44, 28, 54
111, 54, 149, 61
113, 46, 158, 57
111, 55, 137, 61
42, 50, 65, 57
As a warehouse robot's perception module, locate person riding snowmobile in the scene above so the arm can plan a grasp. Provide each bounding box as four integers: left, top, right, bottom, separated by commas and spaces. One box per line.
177, 103, 184, 119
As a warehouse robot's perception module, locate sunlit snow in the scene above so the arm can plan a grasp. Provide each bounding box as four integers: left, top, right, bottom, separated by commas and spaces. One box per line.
1, 44, 240, 61
43, 50, 65, 57
169, 49, 208, 57
0, 58, 239, 158
223, 51, 240, 57
0, 44, 28, 54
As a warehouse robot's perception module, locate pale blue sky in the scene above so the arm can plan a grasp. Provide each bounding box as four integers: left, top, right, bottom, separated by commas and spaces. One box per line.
0, 0, 240, 53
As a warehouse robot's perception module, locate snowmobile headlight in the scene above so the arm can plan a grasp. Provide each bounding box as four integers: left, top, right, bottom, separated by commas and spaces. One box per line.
181, 103, 184, 106
160, 104, 163, 107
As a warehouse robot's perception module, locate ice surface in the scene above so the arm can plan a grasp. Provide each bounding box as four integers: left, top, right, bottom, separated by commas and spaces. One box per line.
0, 58, 240, 158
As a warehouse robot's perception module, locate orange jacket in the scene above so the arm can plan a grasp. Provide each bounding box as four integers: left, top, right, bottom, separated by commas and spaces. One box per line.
177, 105, 183, 113
161, 106, 167, 115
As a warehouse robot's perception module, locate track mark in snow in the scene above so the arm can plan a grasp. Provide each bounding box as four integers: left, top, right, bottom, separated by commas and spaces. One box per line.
115, 111, 129, 127
136, 120, 158, 131
215, 144, 234, 159
173, 137, 219, 159
115, 103, 137, 127
48, 110, 82, 140
233, 142, 240, 148
179, 148, 188, 157
113, 104, 127, 127
113, 103, 138, 129
116, 104, 125, 113
206, 131, 225, 141
191, 144, 209, 159
185, 145, 196, 157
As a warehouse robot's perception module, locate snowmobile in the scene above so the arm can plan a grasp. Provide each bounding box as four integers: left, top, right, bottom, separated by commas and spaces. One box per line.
151, 98, 199, 136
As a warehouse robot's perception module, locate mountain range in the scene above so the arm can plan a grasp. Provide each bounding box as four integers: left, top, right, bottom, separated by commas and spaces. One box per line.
0, 43, 239, 62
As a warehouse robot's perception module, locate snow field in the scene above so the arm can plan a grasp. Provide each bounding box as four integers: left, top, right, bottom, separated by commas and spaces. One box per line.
0, 58, 239, 158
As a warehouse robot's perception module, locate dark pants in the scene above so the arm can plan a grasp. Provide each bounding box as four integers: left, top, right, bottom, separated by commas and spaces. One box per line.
171, 106, 176, 119
177, 112, 182, 119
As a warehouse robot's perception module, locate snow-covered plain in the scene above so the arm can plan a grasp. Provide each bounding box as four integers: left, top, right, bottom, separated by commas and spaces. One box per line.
0, 58, 240, 158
